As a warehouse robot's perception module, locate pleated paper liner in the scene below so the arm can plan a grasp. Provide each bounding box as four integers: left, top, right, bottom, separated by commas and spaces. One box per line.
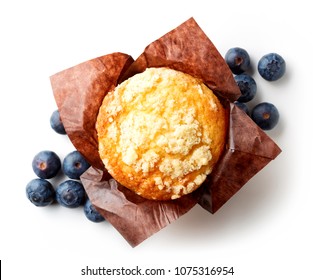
50, 18, 281, 247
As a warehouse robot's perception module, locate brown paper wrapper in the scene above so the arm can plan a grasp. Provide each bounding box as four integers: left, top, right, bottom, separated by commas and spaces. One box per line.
52, 52, 134, 171
80, 168, 199, 247
119, 18, 241, 101
50, 18, 281, 247
198, 103, 281, 213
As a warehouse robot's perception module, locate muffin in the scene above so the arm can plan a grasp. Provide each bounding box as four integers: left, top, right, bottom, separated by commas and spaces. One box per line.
96, 67, 228, 200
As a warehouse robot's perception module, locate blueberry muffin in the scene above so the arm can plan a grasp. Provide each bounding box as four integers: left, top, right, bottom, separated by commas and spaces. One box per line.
96, 67, 227, 200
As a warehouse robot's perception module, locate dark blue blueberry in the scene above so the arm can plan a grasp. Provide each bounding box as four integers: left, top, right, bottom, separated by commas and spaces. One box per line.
56, 180, 86, 208
50, 110, 66, 135
26, 178, 55, 207
234, 101, 249, 115
251, 102, 279, 130
258, 53, 286, 81
63, 151, 90, 180
32, 150, 61, 179
84, 198, 105, 223
225, 47, 250, 74
235, 74, 257, 103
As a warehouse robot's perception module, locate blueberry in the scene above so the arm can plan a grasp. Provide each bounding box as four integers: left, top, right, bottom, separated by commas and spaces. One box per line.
84, 198, 105, 223
63, 151, 90, 180
225, 47, 250, 74
258, 53, 286, 81
56, 180, 86, 208
32, 150, 61, 179
26, 178, 55, 207
234, 101, 249, 115
235, 74, 257, 103
251, 102, 279, 130
50, 110, 66, 135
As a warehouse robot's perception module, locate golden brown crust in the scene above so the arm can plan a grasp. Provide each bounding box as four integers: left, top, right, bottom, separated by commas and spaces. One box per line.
96, 67, 227, 200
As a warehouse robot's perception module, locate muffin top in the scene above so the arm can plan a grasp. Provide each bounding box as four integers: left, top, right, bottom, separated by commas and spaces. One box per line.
96, 67, 227, 200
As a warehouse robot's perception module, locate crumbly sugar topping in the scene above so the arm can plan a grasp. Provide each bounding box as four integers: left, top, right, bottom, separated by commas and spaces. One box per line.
100, 67, 222, 198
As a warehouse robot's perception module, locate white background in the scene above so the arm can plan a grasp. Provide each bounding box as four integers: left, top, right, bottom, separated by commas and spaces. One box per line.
1, 0, 312, 279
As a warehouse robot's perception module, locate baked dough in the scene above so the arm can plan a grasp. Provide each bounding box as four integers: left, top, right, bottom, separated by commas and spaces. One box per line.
96, 67, 227, 200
